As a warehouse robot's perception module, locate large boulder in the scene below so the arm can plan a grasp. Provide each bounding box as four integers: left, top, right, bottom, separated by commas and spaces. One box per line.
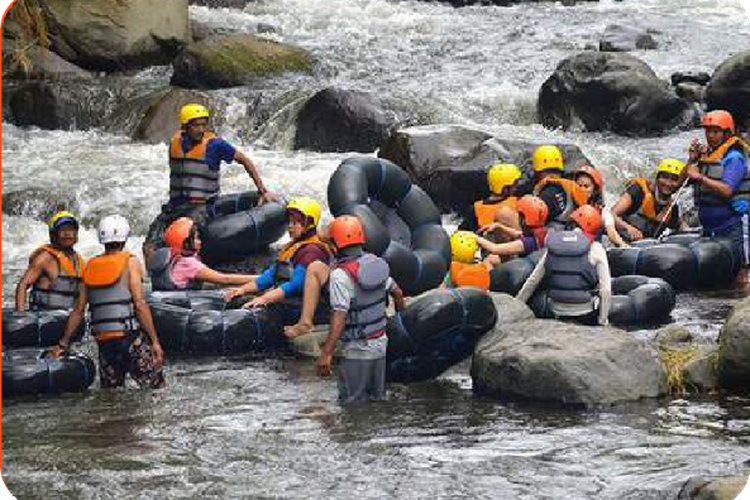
189, 0, 254, 7
538, 52, 696, 136
378, 124, 590, 213
678, 475, 750, 500
23, 0, 190, 71
171, 35, 312, 89
599, 24, 658, 52
1, 39, 92, 81
472, 319, 666, 407
717, 297, 750, 392
294, 87, 401, 153
705, 51, 750, 131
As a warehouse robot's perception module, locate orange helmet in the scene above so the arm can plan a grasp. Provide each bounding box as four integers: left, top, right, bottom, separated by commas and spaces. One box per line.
702, 110, 735, 134
575, 164, 603, 191
329, 215, 365, 250
164, 217, 196, 254
570, 205, 602, 235
517, 195, 548, 228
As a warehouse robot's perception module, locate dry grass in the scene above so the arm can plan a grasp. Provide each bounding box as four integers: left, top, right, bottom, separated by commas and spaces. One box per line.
659, 344, 700, 396
3, 0, 50, 77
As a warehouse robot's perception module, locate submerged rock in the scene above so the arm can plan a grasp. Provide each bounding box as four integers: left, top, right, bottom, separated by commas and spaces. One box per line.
678, 474, 750, 500
472, 319, 666, 407
599, 24, 658, 52
2, 188, 79, 222
705, 50, 750, 131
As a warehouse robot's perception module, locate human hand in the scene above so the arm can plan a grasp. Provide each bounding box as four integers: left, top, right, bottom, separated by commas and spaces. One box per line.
626, 225, 644, 241
688, 139, 706, 163
684, 164, 702, 181
259, 190, 281, 205
151, 342, 165, 369
479, 223, 498, 235
242, 295, 269, 309
317, 352, 333, 377
223, 287, 243, 302
46, 343, 68, 359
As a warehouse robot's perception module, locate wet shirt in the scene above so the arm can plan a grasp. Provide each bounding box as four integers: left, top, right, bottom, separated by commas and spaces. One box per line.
698, 151, 748, 233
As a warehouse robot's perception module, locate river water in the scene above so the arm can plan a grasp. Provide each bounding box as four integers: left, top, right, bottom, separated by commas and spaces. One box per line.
2, 0, 750, 498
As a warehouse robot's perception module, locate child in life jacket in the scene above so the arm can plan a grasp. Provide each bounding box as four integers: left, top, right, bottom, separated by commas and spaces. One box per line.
445, 231, 490, 291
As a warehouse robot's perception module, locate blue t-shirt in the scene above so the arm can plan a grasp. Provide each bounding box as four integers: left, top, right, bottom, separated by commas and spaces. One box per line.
180, 134, 237, 172
699, 149, 748, 232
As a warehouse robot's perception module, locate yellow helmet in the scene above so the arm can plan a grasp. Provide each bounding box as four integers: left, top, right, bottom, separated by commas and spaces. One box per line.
48, 211, 79, 231
487, 163, 522, 195
287, 197, 321, 229
532, 145, 564, 172
656, 158, 685, 177
180, 103, 210, 125
450, 231, 478, 264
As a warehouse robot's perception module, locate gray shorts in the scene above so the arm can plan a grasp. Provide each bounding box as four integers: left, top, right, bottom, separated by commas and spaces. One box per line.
335, 356, 386, 404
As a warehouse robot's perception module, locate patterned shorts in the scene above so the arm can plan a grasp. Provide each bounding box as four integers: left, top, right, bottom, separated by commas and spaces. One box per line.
98, 331, 165, 389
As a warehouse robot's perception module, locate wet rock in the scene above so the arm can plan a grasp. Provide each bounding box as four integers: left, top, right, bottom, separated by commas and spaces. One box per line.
23, 0, 189, 71
717, 297, 750, 392
2, 39, 93, 81
654, 325, 694, 347
189, 0, 254, 7
705, 50, 750, 132
294, 87, 400, 153
171, 35, 312, 89
414, 0, 596, 5
682, 346, 718, 394
599, 24, 658, 52
678, 474, 750, 500
675, 82, 705, 105
471, 319, 666, 407
2, 188, 79, 222
538, 52, 695, 136
488, 292, 535, 325
378, 124, 590, 213
671, 71, 712, 87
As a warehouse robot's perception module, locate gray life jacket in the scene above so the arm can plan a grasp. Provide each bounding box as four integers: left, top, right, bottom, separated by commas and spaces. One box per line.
84, 252, 139, 335
544, 230, 598, 305
169, 131, 220, 203
29, 245, 84, 311
147, 247, 202, 292
337, 254, 390, 343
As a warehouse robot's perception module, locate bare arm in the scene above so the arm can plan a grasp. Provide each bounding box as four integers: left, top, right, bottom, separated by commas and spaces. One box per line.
15, 253, 53, 312
234, 150, 279, 203
58, 285, 88, 348
515, 252, 547, 303
476, 236, 525, 257
317, 310, 346, 376
194, 266, 256, 286
390, 283, 406, 312
129, 257, 164, 368
243, 286, 286, 308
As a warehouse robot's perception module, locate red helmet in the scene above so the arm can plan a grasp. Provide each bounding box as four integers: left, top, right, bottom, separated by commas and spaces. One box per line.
575, 164, 603, 191
329, 215, 365, 250
570, 205, 602, 236
164, 217, 196, 254
517, 195, 548, 228
702, 110, 735, 134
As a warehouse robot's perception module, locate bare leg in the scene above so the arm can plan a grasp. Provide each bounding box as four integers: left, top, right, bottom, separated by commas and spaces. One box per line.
284, 261, 330, 338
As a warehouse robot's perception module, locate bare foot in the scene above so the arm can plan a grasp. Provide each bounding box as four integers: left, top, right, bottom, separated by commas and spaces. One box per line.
284, 322, 314, 339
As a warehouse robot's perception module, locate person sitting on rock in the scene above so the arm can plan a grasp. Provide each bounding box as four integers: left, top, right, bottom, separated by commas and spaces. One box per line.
531, 145, 589, 229
683, 110, 750, 267
516, 205, 612, 326
148, 217, 257, 291
460, 163, 524, 243
611, 158, 688, 242
15, 211, 86, 312
224, 197, 333, 326
51, 215, 165, 389
475, 195, 549, 265
574, 164, 628, 247
143, 103, 280, 266
445, 231, 490, 291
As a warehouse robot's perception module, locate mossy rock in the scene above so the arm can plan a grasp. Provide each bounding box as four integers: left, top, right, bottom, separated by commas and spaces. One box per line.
171, 35, 313, 89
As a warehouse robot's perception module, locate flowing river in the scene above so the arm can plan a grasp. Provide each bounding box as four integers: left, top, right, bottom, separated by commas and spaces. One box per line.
2, 0, 750, 498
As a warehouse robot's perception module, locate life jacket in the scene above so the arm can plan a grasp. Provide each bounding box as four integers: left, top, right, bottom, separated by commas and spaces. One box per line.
147, 247, 203, 291
622, 177, 674, 237
544, 230, 598, 306
533, 177, 589, 226
449, 261, 490, 291
29, 245, 85, 310
473, 196, 518, 228
83, 251, 139, 335
273, 233, 332, 285
694, 136, 750, 207
335, 253, 390, 343
169, 131, 220, 204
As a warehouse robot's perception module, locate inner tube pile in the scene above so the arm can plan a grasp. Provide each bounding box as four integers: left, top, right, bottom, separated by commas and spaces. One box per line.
327, 156, 451, 295
386, 287, 497, 383
3, 348, 95, 398
2, 308, 85, 348
608, 234, 739, 290
489, 251, 543, 295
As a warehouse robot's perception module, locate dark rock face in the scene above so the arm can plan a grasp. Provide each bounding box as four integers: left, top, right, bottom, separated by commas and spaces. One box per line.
599, 24, 658, 52
2, 39, 93, 81
294, 88, 400, 153
2, 188, 80, 223
678, 475, 750, 500
717, 298, 750, 392
538, 52, 696, 136
705, 50, 750, 131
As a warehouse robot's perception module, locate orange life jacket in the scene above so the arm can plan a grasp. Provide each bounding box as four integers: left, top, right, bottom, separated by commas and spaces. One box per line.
623, 177, 679, 237
695, 136, 750, 207
449, 261, 490, 291
533, 177, 589, 225
274, 233, 332, 284
169, 131, 219, 204
84, 252, 138, 335
473, 196, 518, 228
28, 245, 85, 310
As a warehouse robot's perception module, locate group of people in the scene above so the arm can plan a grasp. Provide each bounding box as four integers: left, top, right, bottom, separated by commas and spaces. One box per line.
448, 109, 750, 326
13, 103, 750, 403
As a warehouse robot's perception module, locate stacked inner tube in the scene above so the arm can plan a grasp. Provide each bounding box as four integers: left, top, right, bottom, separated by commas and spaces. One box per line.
201, 192, 287, 263
528, 275, 675, 326
386, 287, 497, 383
327, 156, 451, 295
490, 251, 544, 295
147, 291, 286, 355
3, 348, 95, 398
607, 234, 739, 290
2, 308, 85, 348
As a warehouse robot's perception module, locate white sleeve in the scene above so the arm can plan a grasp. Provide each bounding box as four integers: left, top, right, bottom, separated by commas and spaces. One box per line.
602, 206, 615, 229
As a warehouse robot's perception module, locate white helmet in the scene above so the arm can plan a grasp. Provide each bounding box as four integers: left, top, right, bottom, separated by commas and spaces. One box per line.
98, 215, 130, 244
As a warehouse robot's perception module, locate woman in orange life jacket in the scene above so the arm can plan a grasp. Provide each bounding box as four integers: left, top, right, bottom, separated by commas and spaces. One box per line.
573, 165, 629, 247
461, 163, 524, 243
445, 230, 491, 291
153, 217, 256, 290
224, 197, 333, 324
475, 195, 550, 266
611, 158, 689, 242
15, 211, 86, 312
51, 215, 165, 389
